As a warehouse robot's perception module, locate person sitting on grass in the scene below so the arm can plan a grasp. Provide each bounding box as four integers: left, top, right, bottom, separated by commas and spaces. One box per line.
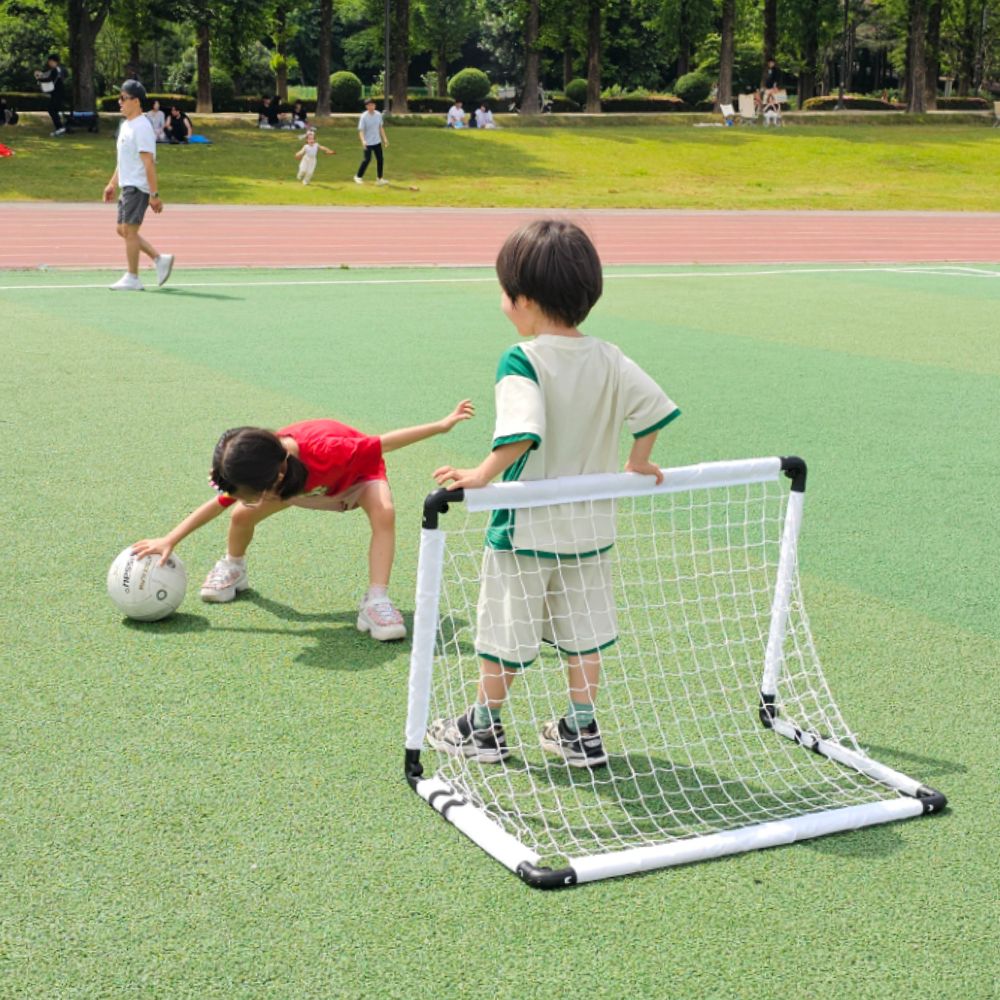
164, 104, 193, 143
294, 129, 334, 184
428, 219, 679, 768
132, 400, 475, 642
291, 100, 309, 129
145, 99, 166, 142
259, 95, 282, 129
474, 103, 497, 129
446, 100, 466, 128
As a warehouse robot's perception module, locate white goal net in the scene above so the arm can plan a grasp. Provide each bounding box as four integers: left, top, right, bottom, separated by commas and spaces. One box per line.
404, 457, 944, 888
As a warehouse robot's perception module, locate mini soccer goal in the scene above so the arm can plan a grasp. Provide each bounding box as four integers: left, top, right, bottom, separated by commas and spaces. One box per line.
404, 456, 945, 888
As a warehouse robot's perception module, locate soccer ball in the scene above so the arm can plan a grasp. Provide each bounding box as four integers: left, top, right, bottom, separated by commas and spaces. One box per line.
107, 547, 187, 622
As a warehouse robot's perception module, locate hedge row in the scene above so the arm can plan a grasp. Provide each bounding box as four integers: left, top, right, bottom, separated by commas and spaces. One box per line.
803, 95, 902, 110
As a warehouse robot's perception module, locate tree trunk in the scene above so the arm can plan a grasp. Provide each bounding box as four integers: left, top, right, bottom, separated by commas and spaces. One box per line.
437, 50, 447, 97
585, 0, 601, 112
924, 0, 941, 109
906, 0, 926, 113
128, 38, 141, 81
563, 44, 573, 89
797, 8, 819, 107
676, 0, 691, 78
521, 0, 540, 115
196, 20, 212, 113
716, 0, 735, 110
275, 7, 288, 103
390, 0, 409, 113
316, 0, 332, 115
67, 0, 111, 111
762, 0, 777, 86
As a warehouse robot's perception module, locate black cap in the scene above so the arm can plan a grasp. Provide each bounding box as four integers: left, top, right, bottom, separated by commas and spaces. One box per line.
121, 79, 147, 101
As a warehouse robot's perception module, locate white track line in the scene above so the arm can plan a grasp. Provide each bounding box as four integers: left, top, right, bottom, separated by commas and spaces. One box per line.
0, 264, 997, 293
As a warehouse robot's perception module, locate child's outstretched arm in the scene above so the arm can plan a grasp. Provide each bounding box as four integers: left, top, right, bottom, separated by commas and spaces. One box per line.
321, 145, 335, 155
294, 147, 305, 159
433, 439, 533, 490
624, 431, 664, 484
379, 399, 474, 454
132, 498, 226, 565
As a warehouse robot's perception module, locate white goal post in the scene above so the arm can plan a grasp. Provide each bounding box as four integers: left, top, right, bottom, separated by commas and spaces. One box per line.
404, 456, 945, 889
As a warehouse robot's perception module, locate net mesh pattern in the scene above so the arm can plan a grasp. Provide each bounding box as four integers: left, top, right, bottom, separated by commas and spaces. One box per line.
425, 478, 902, 865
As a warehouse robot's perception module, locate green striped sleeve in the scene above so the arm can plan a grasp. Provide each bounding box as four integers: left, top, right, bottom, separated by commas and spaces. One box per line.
634, 408, 681, 439
495, 345, 538, 384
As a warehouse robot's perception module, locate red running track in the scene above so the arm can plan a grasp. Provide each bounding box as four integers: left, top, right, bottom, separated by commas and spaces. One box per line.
2, 203, 999, 269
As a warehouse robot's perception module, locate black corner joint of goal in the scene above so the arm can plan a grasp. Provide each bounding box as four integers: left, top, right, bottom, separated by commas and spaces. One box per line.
404, 748, 424, 789
780, 455, 807, 493
422, 487, 465, 529
916, 785, 948, 815
759, 692, 777, 728
516, 862, 578, 890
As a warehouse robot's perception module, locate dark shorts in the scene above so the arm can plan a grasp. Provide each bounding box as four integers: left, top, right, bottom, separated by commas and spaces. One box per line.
117, 186, 150, 226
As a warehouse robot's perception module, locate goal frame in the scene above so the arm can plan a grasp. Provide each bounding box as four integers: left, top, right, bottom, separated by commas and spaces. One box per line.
403, 456, 946, 889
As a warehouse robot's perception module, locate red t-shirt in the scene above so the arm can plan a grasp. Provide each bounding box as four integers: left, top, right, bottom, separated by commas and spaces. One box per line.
217, 419, 385, 507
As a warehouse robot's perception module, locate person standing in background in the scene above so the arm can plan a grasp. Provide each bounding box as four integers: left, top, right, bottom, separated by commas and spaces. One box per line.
354, 97, 389, 186
34, 54, 67, 136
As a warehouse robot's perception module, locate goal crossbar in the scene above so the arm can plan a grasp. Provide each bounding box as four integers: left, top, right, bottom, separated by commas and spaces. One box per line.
404, 456, 946, 889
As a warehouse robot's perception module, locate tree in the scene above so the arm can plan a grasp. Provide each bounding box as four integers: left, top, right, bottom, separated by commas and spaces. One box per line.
521, 0, 540, 114
716, 0, 735, 109
762, 0, 777, 82
906, 0, 927, 110
389, 0, 409, 112
413, 0, 477, 96
316, 0, 332, 113
67, 0, 114, 110
0, 0, 63, 91
585, 0, 601, 112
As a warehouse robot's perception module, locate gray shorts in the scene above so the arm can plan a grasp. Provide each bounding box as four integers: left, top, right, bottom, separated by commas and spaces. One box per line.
117, 186, 149, 226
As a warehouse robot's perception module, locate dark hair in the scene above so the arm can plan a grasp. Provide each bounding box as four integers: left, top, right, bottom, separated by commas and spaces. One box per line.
211, 427, 308, 500
48, 54, 59, 63
495, 219, 603, 327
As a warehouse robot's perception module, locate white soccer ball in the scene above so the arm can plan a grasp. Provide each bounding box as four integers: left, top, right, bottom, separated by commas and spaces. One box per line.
107, 547, 187, 622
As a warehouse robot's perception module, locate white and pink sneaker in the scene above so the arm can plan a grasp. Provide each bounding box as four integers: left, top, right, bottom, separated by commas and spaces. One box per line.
200, 558, 249, 603
357, 594, 406, 641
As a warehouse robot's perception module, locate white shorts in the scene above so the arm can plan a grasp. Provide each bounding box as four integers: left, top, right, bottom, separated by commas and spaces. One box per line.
289, 478, 386, 512
475, 548, 618, 667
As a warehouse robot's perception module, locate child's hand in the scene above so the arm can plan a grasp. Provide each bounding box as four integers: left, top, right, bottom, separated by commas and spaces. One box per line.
132, 537, 175, 565
624, 458, 664, 484
433, 465, 490, 489
440, 399, 475, 431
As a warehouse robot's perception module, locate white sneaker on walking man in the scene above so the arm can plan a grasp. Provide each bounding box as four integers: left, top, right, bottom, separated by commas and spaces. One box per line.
103, 79, 174, 291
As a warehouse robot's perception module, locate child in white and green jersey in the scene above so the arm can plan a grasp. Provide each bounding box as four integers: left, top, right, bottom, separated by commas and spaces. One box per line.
428, 219, 679, 769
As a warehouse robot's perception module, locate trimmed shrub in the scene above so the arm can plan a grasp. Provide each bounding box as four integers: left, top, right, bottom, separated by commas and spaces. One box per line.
565, 78, 588, 106
209, 68, 235, 109
674, 72, 712, 107
329, 71, 362, 112
602, 95, 687, 113
935, 96, 989, 110
98, 92, 195, 112
548, 96, 580, 113
405, 96, 453, 113
802, 95, 900, 111
448, 67, 491, 106
0, 91, 55, 112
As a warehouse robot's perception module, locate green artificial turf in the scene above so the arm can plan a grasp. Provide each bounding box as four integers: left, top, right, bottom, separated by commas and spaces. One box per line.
1, 117, 998, 210
1, 264, 998, 998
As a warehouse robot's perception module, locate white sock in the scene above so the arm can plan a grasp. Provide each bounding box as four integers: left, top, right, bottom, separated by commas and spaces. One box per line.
365, 585, 388, 602
226, 553, 246, 566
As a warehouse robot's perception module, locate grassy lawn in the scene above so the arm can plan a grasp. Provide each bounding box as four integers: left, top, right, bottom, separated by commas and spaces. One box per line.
1, 116, 997, 210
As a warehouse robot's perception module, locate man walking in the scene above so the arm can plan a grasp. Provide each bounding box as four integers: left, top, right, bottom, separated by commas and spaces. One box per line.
102, 80, 174, 291
354, 97, 389, 186
34, 54, 66, 135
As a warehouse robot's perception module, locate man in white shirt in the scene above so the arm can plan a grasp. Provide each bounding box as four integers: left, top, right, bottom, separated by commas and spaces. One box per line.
446, 100, 466, 128
354, 97, 389, 185
102, 79, 174, 291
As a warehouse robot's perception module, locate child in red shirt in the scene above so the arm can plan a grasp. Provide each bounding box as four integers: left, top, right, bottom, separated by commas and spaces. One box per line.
133, 400, 473, 641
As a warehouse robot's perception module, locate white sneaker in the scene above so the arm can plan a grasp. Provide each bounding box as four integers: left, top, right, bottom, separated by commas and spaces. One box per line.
376, 178, 388, 186
154, 254, 174, 287
353, 176, 364, 184
109, 273, 144, 291
357, 595, 406, 641
200, 559, 249, 603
